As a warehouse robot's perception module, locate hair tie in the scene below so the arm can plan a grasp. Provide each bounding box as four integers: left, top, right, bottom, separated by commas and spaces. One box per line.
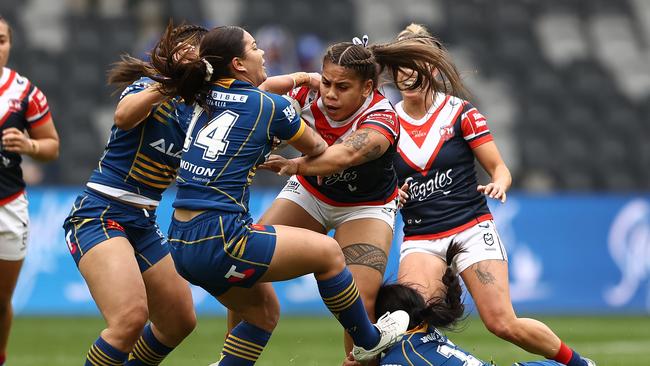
352, 34, 369, 47
201, 58, 214, 82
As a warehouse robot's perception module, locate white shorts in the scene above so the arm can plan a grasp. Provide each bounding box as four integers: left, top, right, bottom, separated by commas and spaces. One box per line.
276, 176, 398, 232
0, 193, 29, 261
400, 220, 507, 274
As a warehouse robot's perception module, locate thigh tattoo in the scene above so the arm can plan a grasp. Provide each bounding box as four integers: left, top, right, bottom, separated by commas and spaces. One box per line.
342, 243, 387, 274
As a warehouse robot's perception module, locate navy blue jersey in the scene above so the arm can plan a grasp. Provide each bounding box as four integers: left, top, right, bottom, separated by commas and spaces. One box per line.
394, 94, 493, 240
289, 86, 400, 206
0, 67, 51, 203
86, 77, 190, 204
381, 326, 488, 366
174, 79, 304, 213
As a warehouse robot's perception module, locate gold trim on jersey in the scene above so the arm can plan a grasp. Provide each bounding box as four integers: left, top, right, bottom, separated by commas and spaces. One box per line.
287, 119, 306, 142
216, 78, 235, 88
219, 216, 271, 267
127, 152, 176, 190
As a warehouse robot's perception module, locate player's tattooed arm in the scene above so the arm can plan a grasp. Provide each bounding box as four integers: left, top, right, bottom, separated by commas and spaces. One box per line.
341, 128, 389, 165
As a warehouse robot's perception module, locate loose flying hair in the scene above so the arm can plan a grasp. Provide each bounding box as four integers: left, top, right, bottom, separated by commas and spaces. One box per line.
107, 23, 208, 91
145, 23, 246, 107
324, 35, 468, 100
375, 243, 466, 331
0, 15, 12, 43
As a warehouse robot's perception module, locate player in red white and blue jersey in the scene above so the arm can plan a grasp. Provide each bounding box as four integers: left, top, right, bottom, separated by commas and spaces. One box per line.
62, 24, 208, 366
0, 16, 59, 366
146, 24, 410, 366
393, 24, 595, 366
258, 35, 471, 361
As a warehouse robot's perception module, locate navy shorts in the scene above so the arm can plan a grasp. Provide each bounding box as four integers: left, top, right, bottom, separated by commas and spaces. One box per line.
168, 210, 276, 297
62, 189, 168, 272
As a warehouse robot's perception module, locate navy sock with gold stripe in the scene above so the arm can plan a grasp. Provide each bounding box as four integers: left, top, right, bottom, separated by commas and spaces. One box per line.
84, 337, 127, 366
219, 321, 271, 365
318, 268, 380, 349
125, 324, 173, 365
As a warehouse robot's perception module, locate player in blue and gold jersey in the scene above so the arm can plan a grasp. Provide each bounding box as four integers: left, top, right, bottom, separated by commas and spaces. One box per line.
147, 24, 410, 365
62, 24, 207, 366
341, 245, 567, 366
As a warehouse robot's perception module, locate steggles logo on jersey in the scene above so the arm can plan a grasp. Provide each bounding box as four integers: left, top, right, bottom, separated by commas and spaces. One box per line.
404, 169, 454, 201
324, 170, 358, 186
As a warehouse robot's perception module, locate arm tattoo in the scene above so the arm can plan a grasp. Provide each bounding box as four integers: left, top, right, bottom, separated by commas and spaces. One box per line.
343, 129, 385, 163
342, 243, 388, 274
343, 129, 370, 151
473, 262, 496, 285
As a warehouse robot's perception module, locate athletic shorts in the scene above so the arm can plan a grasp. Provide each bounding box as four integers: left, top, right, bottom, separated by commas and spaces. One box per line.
276, 176, 398, 231
0, 193, 29, 261
400, 220, 507, 274
62, 189, 168, 272
168, 211, 276, 297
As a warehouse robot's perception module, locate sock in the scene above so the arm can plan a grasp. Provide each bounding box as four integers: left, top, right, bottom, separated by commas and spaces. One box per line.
85, 336, 128, 366
218, 321, 271, 365
125, 323, 174, 365
317, 268, 380, 349
552, 342, 587, 366
0, 352, 5, 366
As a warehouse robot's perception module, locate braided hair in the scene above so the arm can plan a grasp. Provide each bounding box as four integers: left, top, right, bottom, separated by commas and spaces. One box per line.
375, 243, 466, 331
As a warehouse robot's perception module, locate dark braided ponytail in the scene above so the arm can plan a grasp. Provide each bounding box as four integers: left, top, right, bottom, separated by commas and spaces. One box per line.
375, 243, 466, 331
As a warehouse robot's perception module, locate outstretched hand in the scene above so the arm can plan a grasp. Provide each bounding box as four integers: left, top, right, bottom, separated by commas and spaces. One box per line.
258, 154, 300, 176
477, 182, 507, 203
398, 182, 410, 208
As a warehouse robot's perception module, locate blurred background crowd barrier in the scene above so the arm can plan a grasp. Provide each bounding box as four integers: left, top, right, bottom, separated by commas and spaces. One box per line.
3, 0, 649, 316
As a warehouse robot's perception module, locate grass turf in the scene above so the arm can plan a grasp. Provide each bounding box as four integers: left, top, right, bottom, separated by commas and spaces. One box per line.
7, 315, 650, 365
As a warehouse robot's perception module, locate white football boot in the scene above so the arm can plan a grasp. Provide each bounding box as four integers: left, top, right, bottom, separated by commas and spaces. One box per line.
352, 310, 410, 362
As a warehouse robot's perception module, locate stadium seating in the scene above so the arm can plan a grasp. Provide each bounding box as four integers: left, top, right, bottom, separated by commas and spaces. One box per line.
3, 0, 646, 190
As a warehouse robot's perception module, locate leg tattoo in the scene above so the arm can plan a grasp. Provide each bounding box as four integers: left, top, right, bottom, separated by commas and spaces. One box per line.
342, 243, 387, 274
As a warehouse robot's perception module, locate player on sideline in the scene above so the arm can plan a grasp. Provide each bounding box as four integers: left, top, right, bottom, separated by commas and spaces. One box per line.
62, 24, 208, 366
146, 24, 410, 366
257, 33, 466, 362
392, 24, 595, 366
0, 15, 60, 366
344, 244, 567, 366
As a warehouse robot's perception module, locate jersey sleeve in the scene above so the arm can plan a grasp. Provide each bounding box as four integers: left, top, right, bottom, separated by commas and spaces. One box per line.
460, 103, 493, 149
119, 77, 154, 100
267, 94, 306, 141
25, 85, 52, 128
288, 86, 311, 108
358, 110, 399, 145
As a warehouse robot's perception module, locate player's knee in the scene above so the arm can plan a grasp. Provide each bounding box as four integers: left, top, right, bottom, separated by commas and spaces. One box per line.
322, 236, 346, 272
242, 301, 279, 332
110, 303, 149, 342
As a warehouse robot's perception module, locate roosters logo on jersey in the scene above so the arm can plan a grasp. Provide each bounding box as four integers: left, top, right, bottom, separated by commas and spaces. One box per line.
150, 139, 182, 158
324, 170, 358, 186
439, 124, 455, 141
8, 98, 22, 113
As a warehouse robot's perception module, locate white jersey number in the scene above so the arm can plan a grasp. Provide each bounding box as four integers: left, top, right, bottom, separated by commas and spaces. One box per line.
437, 344, 483, 366
184, 107, 238, 161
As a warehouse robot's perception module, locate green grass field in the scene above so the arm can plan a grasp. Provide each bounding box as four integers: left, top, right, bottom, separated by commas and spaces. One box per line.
7, 315, 650, 365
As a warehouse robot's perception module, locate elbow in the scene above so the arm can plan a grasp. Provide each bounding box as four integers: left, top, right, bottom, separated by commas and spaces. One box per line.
113, 110, 131, 130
